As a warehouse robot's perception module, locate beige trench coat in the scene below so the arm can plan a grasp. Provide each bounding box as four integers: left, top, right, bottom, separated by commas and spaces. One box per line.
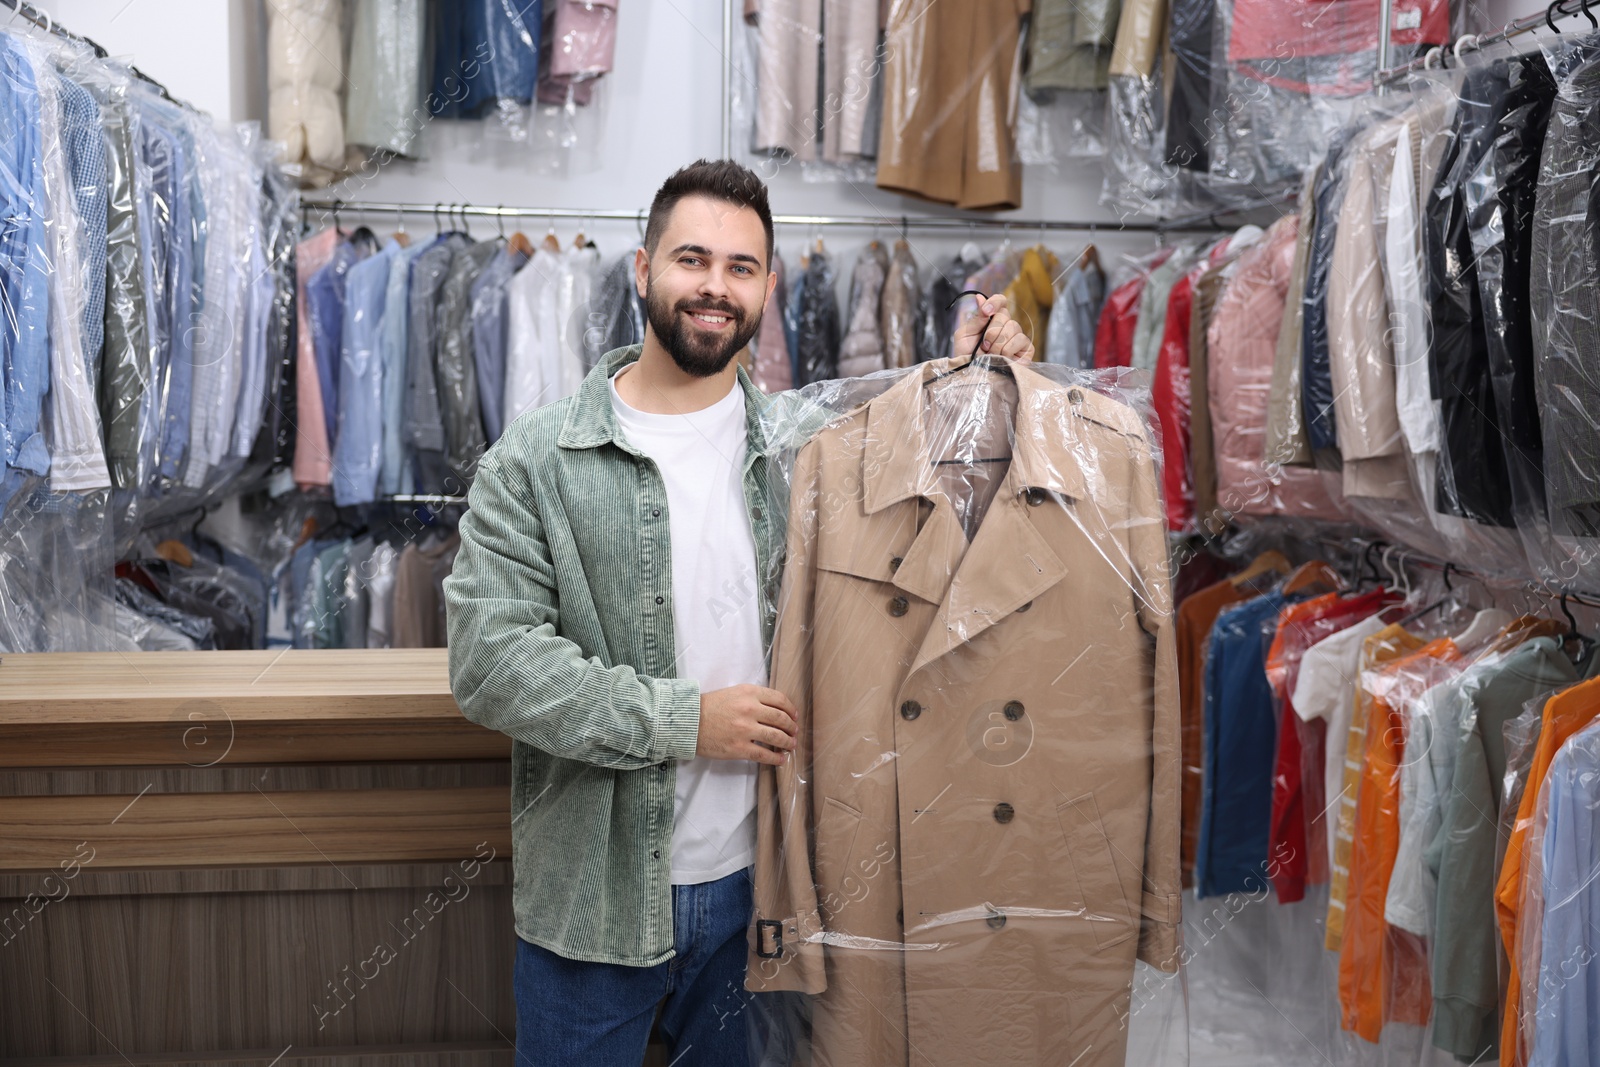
748, 354, 1182, 1067
875, 0, 1031, 210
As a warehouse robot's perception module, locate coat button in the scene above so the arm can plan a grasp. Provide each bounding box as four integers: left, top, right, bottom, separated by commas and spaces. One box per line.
655, 596, 665, 605
889, 596, 909, 617
890, 556, 903, 571
1016, 601, 1032, 613
1003, 701, 1024, 721
993, 802, 1015, 824
900, 700, 922, 721
1068, 387, 1084, 405
987, 912, 1007, 931
1024, 487, 1047, 507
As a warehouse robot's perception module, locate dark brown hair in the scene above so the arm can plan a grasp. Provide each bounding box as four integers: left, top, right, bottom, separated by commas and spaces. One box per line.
644, 159, 774, 268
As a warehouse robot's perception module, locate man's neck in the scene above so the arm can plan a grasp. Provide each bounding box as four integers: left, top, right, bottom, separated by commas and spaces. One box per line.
615, 331, 742, 415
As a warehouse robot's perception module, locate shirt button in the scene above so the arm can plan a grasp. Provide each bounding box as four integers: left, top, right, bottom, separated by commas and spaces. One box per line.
752, 507, 764, 520
653, 850, 661, 859
657, 762, 668, 771
655, 596, 665, 605
1024, 487, 1047, 507
987, 912, 1007, 931
890, 556, 903, 571
888, 596, 909, 617
993, 802, 1015, 824
1003, 701, 1024, 721
900, 700, 922, 721
651, 508, 661, 517
1016, 600, 1033, 613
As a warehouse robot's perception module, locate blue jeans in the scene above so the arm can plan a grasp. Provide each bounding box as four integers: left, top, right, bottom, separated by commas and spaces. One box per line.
514, 866, 758, 1066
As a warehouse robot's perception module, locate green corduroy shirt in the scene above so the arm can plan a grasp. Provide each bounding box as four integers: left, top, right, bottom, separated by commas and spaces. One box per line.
444, 344, 822, 966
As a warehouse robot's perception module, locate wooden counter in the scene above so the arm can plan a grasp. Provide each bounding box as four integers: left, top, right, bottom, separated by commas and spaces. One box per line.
0, 648, 519, 1067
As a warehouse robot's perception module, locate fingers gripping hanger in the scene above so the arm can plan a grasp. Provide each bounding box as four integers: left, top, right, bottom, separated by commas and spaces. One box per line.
1559, 592, 1597, 662
935, 289, 1013, 376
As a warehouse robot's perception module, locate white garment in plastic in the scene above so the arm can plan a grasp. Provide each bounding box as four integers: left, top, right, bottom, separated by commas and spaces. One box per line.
26, 35, 109, 492
266, 0, 345, 185
503, 246, 563, 426
345, 0, 428, 157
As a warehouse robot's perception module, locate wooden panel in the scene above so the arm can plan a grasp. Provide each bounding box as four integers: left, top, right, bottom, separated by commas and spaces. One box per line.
1, 881, 516, 1059
0, 761, 511, 799
0, 649, 511, 767
0, 789, 512, 871
0, 861, 512, 900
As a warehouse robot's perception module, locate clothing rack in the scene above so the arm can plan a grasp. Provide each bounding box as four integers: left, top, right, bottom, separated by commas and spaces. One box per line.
0, 0, 187, 107
1374, 0, 1591, 85
297, 196, 1235, 237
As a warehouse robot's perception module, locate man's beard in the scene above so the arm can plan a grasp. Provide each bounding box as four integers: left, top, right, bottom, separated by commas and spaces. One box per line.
645, 283, 762, 378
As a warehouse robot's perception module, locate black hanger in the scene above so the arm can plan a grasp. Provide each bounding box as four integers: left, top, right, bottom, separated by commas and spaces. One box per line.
1583, 0, 1599, 29
1548, 0, 1566, 33
1559, 592, 1597, 662
930, 289, 1013, 380
1397, 563, 1454, 627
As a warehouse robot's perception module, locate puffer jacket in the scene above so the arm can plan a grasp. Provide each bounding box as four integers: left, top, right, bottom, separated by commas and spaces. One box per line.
838, 242, 890, 377
267, 0, 345, 186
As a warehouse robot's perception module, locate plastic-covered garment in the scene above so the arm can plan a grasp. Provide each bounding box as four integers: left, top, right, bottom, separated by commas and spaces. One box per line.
1131, 247, 1194, 373
1101, 0, 1177, 216
1426, 62, 1525, 530
332, 241, 400, 506
1265, 589, 1392, 903
1262, 168, 1319, 470
1092, 258, 1150, 370
748, 0, 880, 163
1045, 253, 1105, 370
1496, 674, 1600, 1067
1526, 717, 1600, 1067
1027, 0, 1119, 93
405, 231, 471, 491
837, 241, 888, 378
545, 0, 618, 79
1208, 216, 1346, 523
469, 243, 530, 445
1532, 35, 1600, 555
876, 0, 1027, 210
746, 351, 1184, 1067
248, 139, 300, 475
266, 0, 345, 186
0, 35, 54, 519
1301, 137, 1360, 459
1164, 0, 1216, 172
503, 244, 562, 423
752, 250, 792, 394
581, 251, 645, 373
345, 0, 428, 158
1001, 246, 1060, 357
431, 0, 542, 126
792, 249, 840, 386
1338, 636, 1461, 1041
880, 239, 919, 371
435, 240, 500, 485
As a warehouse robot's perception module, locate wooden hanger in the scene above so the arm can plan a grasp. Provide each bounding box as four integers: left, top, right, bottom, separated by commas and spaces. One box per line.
1078, 242, 1101, 272
1283, 559, 1341, 594
1229, 549, 1291, 587
154, 539, 194, 568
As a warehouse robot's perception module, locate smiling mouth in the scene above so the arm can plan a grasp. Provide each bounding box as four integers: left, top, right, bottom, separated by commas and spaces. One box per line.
684, 307, 738, 329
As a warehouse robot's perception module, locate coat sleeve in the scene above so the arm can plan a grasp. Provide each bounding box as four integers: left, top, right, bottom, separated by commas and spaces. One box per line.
443, 444, 702, 770
1129, 431, 1184, 972
746, 437, 829, 994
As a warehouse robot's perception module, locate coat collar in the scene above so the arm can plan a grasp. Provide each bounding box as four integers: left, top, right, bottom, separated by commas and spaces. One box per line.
557, 344, 775, 459
849, 353, 1151, 674
861, 351, 1144, 517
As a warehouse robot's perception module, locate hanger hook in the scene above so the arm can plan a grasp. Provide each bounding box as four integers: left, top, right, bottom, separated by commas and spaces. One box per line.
1454, 33, 1479, 62
1582, 0, 1598, 30
1561, 591, 1580, 634
1547, 0, 1565, 32
497, 205, 507, 240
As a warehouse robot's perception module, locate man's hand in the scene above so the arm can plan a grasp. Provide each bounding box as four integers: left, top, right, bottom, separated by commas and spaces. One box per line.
952, 293, 1034, 362
697, 684, 798, 765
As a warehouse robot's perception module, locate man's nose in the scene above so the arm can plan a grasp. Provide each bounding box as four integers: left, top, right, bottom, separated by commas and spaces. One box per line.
697, 265, 731, 299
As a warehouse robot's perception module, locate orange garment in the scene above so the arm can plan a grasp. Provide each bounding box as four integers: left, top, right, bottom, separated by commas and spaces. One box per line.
1494, 674, 1600, 1067
1176, 578, 1252, 887
1326, 623, 1425, 951
1338, 638, 1461, 1041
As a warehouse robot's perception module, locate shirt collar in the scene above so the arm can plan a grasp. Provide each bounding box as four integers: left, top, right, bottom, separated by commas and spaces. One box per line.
558, 344, 774, 458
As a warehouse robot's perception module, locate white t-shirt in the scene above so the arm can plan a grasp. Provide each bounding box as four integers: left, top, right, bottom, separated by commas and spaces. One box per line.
609, 367, 765, 885
1291, 614, 1388, 871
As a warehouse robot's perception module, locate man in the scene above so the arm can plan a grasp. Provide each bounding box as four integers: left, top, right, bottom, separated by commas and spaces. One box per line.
444, 158, 1034, 1065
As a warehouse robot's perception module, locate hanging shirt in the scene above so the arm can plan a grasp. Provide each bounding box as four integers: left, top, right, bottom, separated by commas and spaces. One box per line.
607, 366, 764, 885
333, 240, 400, 505
378, 235, 434, 496
469, 244, 529, 445
292, 228, 343, 488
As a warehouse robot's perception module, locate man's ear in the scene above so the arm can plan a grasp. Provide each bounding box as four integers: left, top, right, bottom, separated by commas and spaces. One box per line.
766, 264, 778, 304
634, 246, 650, 300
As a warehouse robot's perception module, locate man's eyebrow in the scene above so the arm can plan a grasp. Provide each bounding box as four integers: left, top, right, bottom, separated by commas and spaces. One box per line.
668, 242, 763, 267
